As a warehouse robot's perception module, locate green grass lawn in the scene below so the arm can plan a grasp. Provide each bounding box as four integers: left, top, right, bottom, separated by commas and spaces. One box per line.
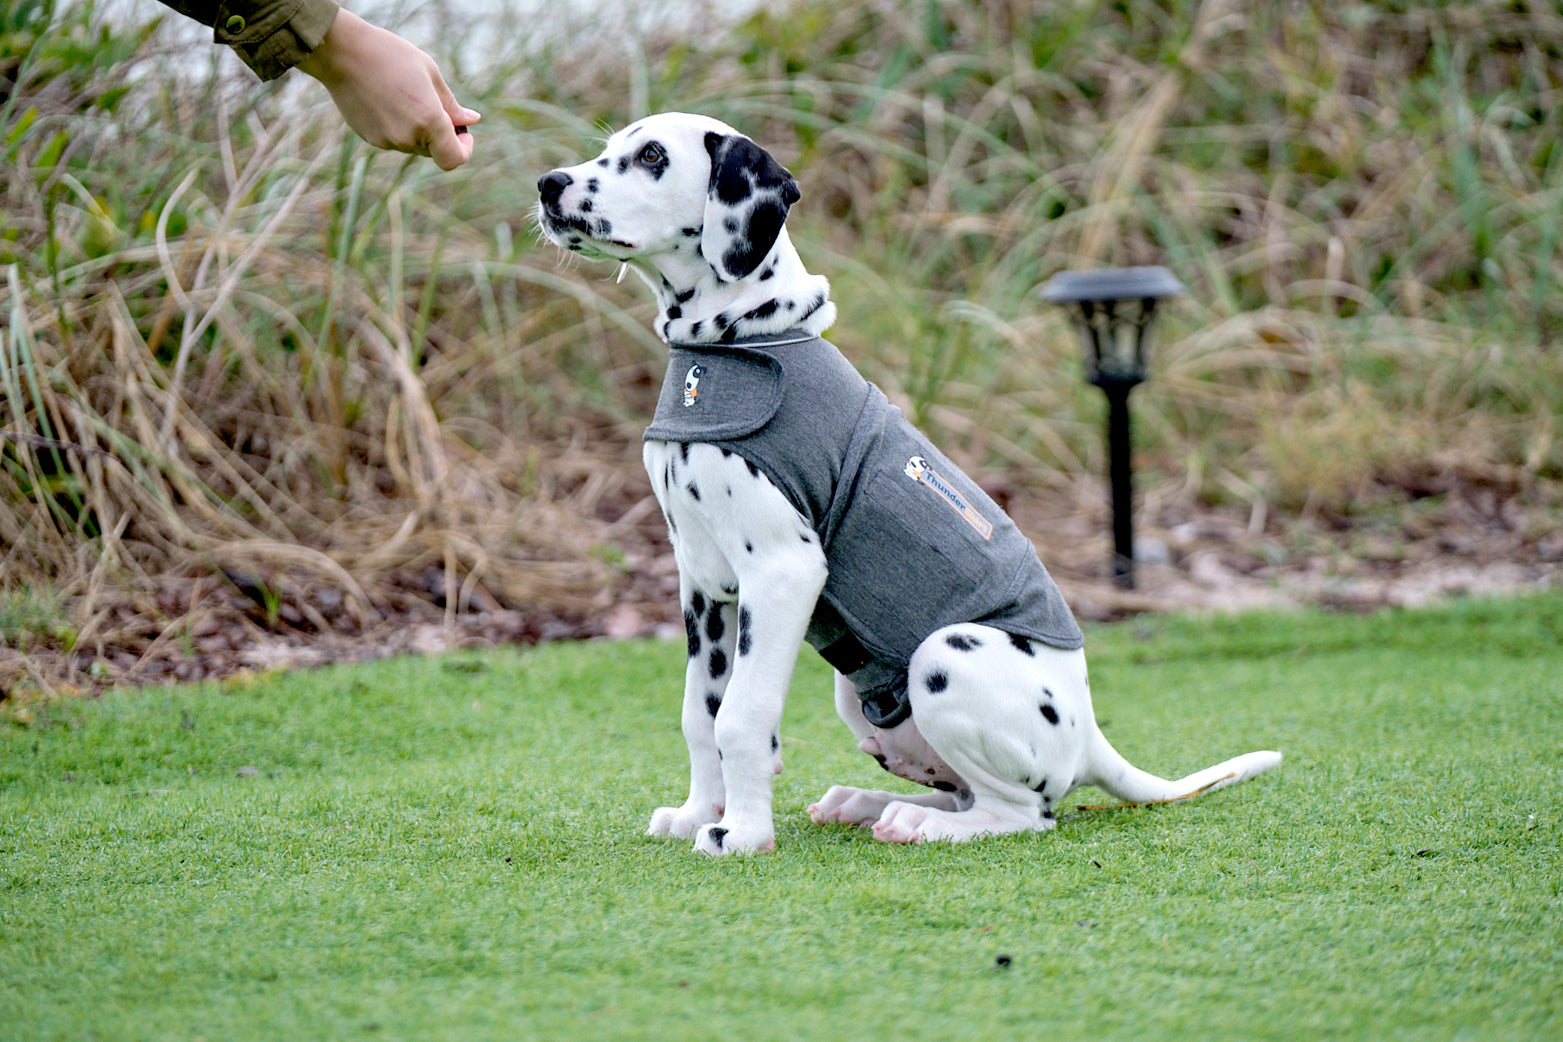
3, 595, 1560, 1041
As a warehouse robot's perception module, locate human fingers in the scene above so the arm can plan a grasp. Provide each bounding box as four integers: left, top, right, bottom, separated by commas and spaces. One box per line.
428, 121, 474, 170
426, 69, 480, 169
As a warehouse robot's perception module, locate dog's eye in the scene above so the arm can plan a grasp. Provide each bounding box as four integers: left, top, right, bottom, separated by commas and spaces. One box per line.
637, 143, 666, 166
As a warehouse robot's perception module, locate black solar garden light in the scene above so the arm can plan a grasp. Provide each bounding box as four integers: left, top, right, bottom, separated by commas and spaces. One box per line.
1041, 266, 1185, 590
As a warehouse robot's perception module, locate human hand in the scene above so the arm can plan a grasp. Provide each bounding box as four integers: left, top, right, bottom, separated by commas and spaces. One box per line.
295, 8, 480, 170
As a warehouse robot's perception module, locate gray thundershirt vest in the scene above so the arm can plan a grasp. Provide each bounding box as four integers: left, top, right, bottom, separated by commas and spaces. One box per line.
644, 331, 1083, 728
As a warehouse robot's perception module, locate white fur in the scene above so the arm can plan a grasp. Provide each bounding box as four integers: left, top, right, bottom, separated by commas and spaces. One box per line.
537, 112, 1281, 855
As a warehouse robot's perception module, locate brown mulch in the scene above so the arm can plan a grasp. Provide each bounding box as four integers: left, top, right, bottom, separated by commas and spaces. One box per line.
4, 466, 1558, 697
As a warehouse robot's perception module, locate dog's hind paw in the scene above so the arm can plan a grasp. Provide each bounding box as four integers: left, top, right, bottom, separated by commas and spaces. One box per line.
808, 785, 916, 827
810, 785, 964, 829
870, 800, 1043, 844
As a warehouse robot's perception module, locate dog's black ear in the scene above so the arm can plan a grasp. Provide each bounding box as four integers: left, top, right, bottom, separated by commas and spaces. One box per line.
701, 131, 801, 282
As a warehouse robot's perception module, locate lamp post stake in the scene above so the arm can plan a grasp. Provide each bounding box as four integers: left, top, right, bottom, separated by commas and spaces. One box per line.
1104, 381, 1136, 587
1041, 266, 1185, 591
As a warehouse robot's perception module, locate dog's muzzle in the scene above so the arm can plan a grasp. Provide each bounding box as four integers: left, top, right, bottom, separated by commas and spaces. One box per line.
536, 170, 634, 254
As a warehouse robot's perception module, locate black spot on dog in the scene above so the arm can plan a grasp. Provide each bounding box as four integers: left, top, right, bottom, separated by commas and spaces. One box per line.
745, 460, 760, 478
713, 312, 731, 330
945, 633, 982, 652
724, 217, 740, 233
707, 827, 727, 850
1041, 703, 1061, 725
596, 157, 609, 167
690, 591, 706, 617
679, 442, 690, 463
1031, 776, 1049, 794
743, 299, 779, 323
759, 268, 774, 281
708, 647, 728, 679
705, 602, 725, 643
681, 226, 700, 238
675, 287, 696, 304
586, 178, 600, 193
684, 608, 700, 659
738, 606, 752, 655
797, 291, 827, 324
770, 734, 780, 753
924, 670, 949, 694
689, 320, 703, 338
617, 156, 631, 174
727, 200, 788, 276
667, 305, 682, 320
706, 692, 722, 718
1008, 632, 1035, 657
580, 198, 593, 213
744, 541, 754, 554
688, 483, 701, 501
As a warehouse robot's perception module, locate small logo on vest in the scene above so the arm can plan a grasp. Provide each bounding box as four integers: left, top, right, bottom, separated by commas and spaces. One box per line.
903, 455, 993, 540
682, 364, 706, 407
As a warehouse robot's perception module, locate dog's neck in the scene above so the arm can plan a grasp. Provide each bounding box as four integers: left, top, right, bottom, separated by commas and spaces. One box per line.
628, 230, 837, 345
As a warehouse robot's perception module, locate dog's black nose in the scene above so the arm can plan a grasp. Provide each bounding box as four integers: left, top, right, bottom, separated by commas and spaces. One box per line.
537, 171, 573, 206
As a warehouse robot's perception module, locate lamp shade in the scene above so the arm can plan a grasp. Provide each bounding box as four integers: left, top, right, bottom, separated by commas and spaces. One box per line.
1041, 266, 1185, 387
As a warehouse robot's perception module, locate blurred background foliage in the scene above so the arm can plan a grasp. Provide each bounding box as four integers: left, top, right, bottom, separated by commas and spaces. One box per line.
2, 0, 1560, 686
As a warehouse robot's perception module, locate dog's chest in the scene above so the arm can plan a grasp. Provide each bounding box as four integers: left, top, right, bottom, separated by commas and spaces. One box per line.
644, 439, 823, 597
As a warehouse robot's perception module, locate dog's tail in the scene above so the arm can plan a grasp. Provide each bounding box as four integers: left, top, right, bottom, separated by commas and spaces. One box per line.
1077, 726, 1281, 809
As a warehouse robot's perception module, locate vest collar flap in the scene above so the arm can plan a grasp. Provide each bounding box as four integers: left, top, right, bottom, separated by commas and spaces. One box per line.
645, 341, 799, 442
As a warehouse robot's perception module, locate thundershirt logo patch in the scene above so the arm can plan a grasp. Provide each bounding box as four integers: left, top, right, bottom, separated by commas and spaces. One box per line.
682, 364, 706, 407
903, 455, 994, 540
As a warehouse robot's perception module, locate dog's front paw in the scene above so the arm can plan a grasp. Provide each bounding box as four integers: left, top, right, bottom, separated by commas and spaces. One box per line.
647, 800, 721, 840
693, 821, 775, 856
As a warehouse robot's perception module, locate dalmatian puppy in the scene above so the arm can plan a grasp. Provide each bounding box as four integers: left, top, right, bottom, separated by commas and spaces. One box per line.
536, 112, 1280, 855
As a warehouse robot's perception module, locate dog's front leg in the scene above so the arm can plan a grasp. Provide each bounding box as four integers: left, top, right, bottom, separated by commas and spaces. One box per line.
648, 586, 736, 841
693, 551, 826, 856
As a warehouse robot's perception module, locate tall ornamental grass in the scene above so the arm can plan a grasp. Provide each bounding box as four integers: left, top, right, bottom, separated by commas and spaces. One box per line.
3, 0, 1560, 688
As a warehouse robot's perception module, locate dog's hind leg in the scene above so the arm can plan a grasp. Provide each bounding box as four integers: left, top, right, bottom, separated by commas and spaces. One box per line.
869, 625, 1093, 844
808, 673, 967, 828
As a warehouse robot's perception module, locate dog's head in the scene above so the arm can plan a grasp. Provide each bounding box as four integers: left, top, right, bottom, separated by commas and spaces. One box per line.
536, 112, 801, 282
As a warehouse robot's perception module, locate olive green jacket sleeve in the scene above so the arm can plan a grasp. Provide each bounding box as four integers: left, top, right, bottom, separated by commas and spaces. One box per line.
156, 0, 340, 81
